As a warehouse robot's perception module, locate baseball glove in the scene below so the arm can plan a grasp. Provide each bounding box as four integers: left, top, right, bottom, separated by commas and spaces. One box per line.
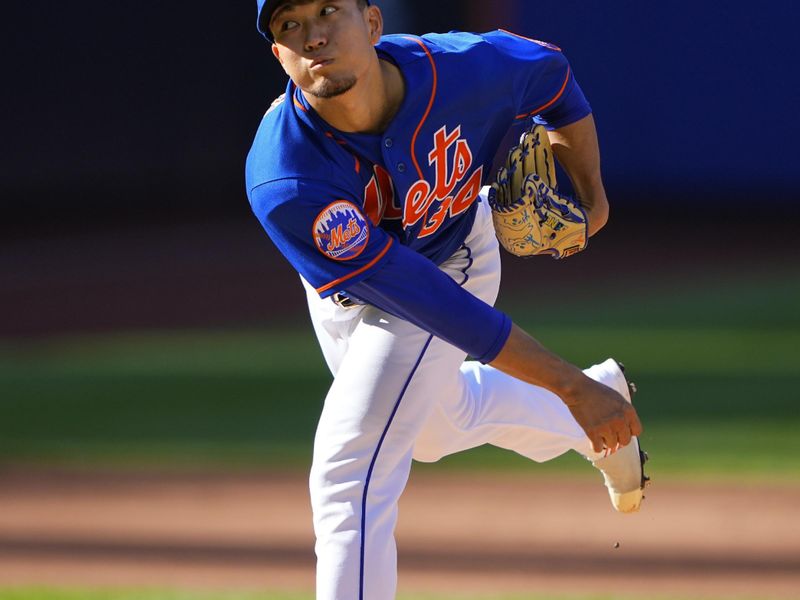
488, 124, 588, 259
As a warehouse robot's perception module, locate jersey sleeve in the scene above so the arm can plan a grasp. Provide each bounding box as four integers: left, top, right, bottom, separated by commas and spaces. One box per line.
248, 177, 394, 298
250, 178, 511, 363
482, 29, 592, 129
346, 242, 512, 364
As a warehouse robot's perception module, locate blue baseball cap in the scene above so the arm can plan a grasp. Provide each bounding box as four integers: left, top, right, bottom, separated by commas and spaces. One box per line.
257, 0, 372, 41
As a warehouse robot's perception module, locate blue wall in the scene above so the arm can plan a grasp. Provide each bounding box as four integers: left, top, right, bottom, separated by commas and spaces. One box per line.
4, 1, 798, 231
500, 1, 800, 203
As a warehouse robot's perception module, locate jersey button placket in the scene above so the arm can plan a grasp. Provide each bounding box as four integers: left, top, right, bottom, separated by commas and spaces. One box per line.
382, 133, 405, 173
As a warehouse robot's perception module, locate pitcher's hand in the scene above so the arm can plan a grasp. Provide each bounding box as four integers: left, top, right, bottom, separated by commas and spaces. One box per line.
562, 377, 642, 454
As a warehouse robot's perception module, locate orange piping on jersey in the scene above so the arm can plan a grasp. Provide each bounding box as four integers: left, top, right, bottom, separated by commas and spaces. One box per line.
515, 66, 571, 120
325, 131, 361, 173
403, 36, 438, 179
325, 131, 351, 149
325, 131, 347, 145
315, 237, 394, 295
290, 83, 309, 112
499, 28, 562, 51
293, 96, 308, 113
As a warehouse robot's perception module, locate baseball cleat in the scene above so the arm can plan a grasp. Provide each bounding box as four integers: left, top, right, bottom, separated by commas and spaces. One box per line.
591, 359, 650, 514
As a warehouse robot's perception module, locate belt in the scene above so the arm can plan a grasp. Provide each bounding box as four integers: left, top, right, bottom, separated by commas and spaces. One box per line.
332, 292, 359, 309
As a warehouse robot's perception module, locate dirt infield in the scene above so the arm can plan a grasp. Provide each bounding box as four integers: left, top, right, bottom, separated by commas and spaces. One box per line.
1, 467, 799, 598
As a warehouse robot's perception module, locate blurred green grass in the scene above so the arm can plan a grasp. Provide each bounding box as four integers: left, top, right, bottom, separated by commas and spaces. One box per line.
0, 272, 798, 479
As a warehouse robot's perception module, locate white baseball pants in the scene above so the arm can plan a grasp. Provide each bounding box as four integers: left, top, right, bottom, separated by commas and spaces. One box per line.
303, 196, 614, 600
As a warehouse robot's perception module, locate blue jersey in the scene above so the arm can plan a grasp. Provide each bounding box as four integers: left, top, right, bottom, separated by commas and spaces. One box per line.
246, 30, 591, 361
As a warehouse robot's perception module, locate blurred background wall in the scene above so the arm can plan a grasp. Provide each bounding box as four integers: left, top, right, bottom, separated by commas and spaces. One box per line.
2, 1, 799, 336
2, 8, 799, 594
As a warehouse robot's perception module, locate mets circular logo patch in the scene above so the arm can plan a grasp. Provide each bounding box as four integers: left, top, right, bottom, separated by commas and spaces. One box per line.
313, 201, 370, 261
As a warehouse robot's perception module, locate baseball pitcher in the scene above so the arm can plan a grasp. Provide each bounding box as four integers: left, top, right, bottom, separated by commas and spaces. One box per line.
246, 1, 649, 598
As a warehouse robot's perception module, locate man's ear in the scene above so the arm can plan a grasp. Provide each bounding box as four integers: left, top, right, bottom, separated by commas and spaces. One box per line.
271, 43, 283, 65
366, 5, 383, 45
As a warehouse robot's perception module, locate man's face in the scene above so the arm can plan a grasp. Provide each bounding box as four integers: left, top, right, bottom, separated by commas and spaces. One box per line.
270, 0, 381, 99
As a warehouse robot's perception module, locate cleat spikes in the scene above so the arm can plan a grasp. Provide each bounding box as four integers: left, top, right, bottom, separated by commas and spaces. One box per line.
640, 452, 650, 489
